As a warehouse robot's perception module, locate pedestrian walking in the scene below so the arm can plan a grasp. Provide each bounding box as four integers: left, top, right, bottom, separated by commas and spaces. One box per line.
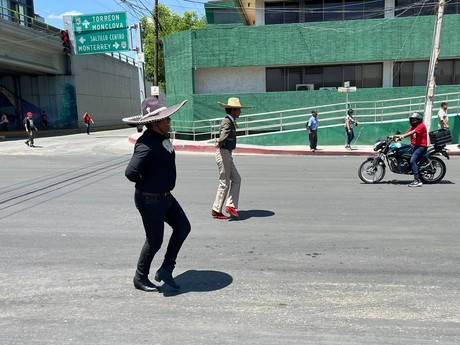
437, 102, 449, 129
345, 108, 359, 149
123, 97, 190, 292
1, 112, 8, 132
307, 110, 318, 152
24, 112, 38, 147
83, 112, 94, 134
41, 111, 48, 130
212, 97, 251, 220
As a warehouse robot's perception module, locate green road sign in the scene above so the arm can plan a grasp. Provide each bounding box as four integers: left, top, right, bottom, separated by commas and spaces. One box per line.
72, 12, 130, 55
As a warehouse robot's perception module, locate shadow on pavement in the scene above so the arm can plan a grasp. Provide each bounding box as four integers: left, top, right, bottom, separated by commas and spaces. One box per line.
237, 209, 275, 220
383, 179, 455, 185
161, 269, 233, 297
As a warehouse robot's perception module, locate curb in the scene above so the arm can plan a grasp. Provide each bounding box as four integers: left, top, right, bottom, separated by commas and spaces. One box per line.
172, 143, 373, 156
128, 135, 460, 156
128, 134, 375, 156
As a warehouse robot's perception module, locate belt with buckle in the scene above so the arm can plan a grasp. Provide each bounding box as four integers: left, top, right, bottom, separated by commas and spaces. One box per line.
135, 189, 171, 197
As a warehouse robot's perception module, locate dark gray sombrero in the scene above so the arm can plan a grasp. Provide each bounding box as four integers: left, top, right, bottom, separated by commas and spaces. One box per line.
122, 97, 187, 126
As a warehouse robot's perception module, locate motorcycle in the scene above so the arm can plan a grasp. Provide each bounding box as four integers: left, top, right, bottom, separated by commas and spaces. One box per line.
358, 130, 450, 184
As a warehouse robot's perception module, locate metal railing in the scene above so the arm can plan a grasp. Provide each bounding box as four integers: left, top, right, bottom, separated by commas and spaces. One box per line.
108, 52, 136, 65
0, 6, 60, 34
171, 91, 460, 141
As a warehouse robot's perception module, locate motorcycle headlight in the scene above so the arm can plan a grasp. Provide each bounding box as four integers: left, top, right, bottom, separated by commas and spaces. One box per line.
373, 140, 385, 151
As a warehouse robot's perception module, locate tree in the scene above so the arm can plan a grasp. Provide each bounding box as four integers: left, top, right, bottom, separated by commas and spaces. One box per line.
141, 4, 206, 92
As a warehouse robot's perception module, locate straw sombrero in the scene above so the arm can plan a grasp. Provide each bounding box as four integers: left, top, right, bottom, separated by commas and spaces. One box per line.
218, 97, 252, 109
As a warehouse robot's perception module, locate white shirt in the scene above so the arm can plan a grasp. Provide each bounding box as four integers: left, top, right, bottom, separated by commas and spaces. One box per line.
437, 108, 448, 129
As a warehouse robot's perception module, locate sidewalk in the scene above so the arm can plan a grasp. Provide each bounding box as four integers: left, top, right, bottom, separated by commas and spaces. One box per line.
128, 133, 460, 156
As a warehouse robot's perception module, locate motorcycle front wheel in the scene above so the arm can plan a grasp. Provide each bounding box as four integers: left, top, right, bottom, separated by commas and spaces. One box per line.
358, 158, 386, 184
419, 156, 446, 184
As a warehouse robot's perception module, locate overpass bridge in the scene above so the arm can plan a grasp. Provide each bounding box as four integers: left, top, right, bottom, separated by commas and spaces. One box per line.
0, 16, 67, 76
0, 11, 142, 132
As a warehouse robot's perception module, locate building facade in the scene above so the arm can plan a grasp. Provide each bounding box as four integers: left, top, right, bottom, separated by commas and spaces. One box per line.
165, 0, 460, 145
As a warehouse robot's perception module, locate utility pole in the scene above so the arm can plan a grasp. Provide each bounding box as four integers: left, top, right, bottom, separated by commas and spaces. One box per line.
424, 0, 446, 134
154, 0, 159, 90
130, 23, 146, 109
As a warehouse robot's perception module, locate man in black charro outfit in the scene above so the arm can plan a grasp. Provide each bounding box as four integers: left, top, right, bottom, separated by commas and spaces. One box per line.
124, 97, 190, 292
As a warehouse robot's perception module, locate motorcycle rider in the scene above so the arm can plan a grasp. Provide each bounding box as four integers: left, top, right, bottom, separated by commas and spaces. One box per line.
395, 112, 427, 187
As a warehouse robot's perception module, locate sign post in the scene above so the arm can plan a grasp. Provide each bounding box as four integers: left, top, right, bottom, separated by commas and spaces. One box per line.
72, 12, 130, 55
338, 85, 357, 110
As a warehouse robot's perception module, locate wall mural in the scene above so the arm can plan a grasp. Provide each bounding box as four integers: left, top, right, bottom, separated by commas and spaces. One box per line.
0, 84, 78, 131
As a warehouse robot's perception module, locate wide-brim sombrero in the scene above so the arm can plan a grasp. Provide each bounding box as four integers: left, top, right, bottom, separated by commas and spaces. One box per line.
122, 98, 187, 126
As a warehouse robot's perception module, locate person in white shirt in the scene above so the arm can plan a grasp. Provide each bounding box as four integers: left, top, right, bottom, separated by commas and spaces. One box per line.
437, 102, 449, 129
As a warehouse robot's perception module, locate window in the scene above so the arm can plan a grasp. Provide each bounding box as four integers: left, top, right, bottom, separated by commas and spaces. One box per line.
393, 59, 460, 87
266, 68, 285, 92
362, 64, 383, 87
288, 67, 303, 91
344, 1, 363, 21
267, 1, 386, 25
324, 1, 343, 21
396, 0, 437, 17
343, 65, 359, 86
266, 63, 383, 91
436, 60, 454, 85
213, 8, 242, 24
304, 66, 323, 86
284, 2, 300, 23
364, 0, 384, 19
393, 62, 414, 86
445, 0, 460, 14
265, 2, 284, 25
455, 60, 460, 85
0, 0, 9, 19
265, 0, 457, 25
18, 4, 26, 26
265, 2, 299, 25
323, 66, 343, 87
304, 0, 322, 22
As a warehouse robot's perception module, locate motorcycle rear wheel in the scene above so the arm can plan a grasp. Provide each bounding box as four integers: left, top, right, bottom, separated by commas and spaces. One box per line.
419, 156, 446, 184
358, 158, 386, 184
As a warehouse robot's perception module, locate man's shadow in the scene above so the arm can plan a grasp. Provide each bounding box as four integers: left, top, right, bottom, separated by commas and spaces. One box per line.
384, 179, 454, 185
160, 270, 233, 297
234, 209, 274, 221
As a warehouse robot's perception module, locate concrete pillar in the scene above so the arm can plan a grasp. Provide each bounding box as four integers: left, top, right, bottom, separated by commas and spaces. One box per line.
385, 0, 395, 18
255, 0, 264, 25
382, 60, 394, 88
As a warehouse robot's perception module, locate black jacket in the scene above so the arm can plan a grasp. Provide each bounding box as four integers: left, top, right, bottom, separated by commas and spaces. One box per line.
125, 129, 176, 193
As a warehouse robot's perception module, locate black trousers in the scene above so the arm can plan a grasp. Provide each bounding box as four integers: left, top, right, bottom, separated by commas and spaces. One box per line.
134, 193, 191, 277
309, 130, 317, 149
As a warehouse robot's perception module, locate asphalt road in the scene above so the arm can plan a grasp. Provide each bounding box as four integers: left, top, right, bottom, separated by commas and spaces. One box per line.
0, 129, 459, 344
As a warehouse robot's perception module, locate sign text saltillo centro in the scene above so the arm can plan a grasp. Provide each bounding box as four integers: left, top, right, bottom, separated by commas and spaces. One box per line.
72, 12, 130, 55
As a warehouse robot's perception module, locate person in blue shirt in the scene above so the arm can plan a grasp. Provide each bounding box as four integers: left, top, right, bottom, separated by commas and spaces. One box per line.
307, 110, 319, 152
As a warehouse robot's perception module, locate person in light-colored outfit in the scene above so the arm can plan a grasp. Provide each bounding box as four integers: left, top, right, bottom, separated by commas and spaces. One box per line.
437, 102, 449, 129
212, 98, 251, 220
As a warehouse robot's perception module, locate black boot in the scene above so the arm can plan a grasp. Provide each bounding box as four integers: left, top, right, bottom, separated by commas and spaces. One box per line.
154, 267, 180, 289
133, 275, 158, 292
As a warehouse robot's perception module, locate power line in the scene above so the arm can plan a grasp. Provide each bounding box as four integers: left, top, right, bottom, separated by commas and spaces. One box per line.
185, 0, 438, 19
